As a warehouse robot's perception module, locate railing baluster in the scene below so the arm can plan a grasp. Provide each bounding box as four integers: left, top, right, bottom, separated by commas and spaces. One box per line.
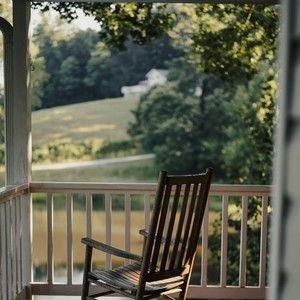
0, 202, 7, 300
259, 195, 268, 288
11, 199, 16, 298
239, 196, 249, 287
220, 195, 229, 287
15, 196, 22, 293
47, 193, 53, 285
125, 193, 131, 265
201, 203, 209, 287
105, 192, 112, 270
20, 193, 31, 288
144, 193, 150, 229
67, 193, 73, 285
86, 193, 92, 239
6, 201, 12, 300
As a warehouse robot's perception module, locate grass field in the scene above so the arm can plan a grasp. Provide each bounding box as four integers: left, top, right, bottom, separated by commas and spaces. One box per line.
0, 96, 148, 185
32, 96, 139, 145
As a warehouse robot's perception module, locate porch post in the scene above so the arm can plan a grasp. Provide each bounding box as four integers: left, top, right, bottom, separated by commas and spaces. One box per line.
11, 0, 32, 292
8, 0, 32, 186
269, 0, 300, 299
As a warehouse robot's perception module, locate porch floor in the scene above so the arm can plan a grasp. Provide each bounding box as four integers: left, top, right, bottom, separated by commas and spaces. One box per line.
34, 297, 129, 300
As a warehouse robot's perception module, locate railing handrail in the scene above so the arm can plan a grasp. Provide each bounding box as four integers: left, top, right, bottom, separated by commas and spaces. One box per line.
0, 183, 29, 203
30, 181, 273, 194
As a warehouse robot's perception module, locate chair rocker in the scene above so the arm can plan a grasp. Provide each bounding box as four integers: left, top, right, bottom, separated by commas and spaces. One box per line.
81, 168, 213, 300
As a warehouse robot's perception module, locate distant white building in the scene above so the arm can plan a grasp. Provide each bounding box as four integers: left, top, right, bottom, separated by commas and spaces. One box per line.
121, 69, 168, 97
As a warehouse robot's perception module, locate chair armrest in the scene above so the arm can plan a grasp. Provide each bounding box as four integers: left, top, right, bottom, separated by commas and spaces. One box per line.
81, 237, 143, 262
139, 229, 149, 238
139, 229, 178, 246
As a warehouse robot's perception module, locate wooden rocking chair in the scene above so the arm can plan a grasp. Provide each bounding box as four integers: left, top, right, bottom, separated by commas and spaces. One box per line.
81, 168, 213, 300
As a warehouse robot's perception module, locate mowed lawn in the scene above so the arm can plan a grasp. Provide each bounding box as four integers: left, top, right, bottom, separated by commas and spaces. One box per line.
0, 96, 141, 185
32, 96, 139, 145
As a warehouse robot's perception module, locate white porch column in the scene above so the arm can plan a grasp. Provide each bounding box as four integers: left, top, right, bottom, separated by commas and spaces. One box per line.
270, 0, 300, 299
0, 17, 13, 185
7, 0, 32, 186
11, 0, 32, 292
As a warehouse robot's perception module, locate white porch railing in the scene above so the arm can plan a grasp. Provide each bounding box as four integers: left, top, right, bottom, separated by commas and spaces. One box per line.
0, 182, 271, 299
0, 184, 31, 300
29, 182, 272, 299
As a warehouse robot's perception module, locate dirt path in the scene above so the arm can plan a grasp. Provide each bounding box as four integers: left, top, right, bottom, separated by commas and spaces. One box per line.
32, 154, 155, 171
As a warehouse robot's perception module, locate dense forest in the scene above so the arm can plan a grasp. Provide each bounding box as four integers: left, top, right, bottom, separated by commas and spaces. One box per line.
31, 14, 183, 110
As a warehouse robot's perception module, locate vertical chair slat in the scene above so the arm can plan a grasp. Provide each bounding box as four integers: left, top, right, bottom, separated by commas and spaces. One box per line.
150, 184, 172, 273
239, 196, 249, 287
47, 193, 53, 285
105, 192, 112, 270
67, 193, 73, 285
178, 183, 198, 267
161, 184, 182, 271
186, 182, 207, 263
125, 193, 131, 265
259, 195, 268, 287
169, 184, 190, 270
220, 195, 229, 287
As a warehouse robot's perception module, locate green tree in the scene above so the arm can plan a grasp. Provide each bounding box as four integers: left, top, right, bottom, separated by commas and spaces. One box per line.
57, 56, 82, 100
120, 3, 278, 182
31, 2, 174, 50
128, 61, 234, 179
32, 16, 99, 107
192, 4, 278, 84
31, 37, 50, 110
31, 10, 183, 107
84, 35, 183, 100
223, 61, 277, 184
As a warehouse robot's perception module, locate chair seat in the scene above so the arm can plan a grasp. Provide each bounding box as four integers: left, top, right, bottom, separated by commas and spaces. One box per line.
89, 262, 184, 295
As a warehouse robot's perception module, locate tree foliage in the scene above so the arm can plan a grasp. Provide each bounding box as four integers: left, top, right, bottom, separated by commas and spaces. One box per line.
30, 12, 182, 109
31, 2, 174, 50
128, 62, 234, 179
192, 4, 278, 84
129, 4, 278, 184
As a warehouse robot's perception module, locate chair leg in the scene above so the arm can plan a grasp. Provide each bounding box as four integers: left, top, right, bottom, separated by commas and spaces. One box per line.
178, 273, 192, 300
81, 245, 93, 300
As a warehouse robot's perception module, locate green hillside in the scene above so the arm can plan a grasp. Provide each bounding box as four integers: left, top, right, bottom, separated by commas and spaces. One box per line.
32, 96, 139, 145
0, 96, 158, 186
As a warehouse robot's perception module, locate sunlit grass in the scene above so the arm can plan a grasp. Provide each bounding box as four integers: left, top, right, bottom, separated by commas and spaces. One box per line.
32, 96, 139, 145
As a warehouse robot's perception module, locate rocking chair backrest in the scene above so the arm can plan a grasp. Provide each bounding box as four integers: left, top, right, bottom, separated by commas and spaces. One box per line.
140, 168, 213, 286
